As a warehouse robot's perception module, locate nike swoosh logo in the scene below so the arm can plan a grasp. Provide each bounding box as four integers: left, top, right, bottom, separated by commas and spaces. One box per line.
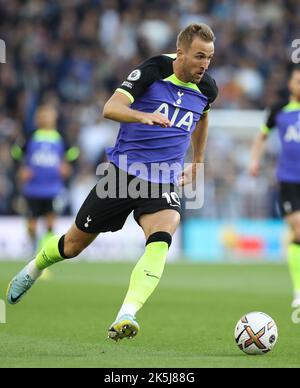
144, 270, 160, 280
10, 290, 27, 303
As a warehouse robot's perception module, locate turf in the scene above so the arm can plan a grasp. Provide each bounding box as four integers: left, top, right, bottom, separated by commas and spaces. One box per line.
0, 261, 299, 368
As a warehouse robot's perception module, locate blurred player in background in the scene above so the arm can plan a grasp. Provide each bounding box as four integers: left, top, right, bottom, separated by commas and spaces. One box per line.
249, 66, 300, 307
7, 24, 218, 341
11, 104, 79, 253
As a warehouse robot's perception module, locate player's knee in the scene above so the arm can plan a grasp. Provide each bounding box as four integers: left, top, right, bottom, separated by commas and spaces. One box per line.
27, 221, 37, 235
28, 225, 36, 236
293, 222, 300, 242
150, 214, 180, 237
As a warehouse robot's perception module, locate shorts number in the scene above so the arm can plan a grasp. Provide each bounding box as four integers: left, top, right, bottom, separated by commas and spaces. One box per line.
162, 192, 180, 207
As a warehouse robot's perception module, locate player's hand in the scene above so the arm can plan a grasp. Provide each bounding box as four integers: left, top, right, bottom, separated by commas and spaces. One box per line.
138, 112, 171, 128
249, 160, 260, 177
60, 161, 72, 179
18, 166, 33, 184
178, 164, 198, 187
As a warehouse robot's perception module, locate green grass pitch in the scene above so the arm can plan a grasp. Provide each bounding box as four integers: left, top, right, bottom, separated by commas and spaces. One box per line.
0, 261, 300, 368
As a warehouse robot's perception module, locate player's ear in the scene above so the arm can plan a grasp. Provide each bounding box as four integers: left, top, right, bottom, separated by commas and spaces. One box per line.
176, 47, 184, 59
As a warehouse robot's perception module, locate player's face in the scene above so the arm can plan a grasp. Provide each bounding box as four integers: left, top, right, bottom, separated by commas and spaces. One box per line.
289, 70, 300, 100
36, 107, 57, 129
180, 38, 214, 83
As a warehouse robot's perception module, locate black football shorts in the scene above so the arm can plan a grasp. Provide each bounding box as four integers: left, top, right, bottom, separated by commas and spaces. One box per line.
25, 197, 55, 218
279, 182, 300, 217
75, 163, 181, 234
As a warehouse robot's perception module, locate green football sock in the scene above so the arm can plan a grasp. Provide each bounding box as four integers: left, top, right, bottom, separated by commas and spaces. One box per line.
35, 235, 65, 270
288, 243, 300, 293
121, 241, 169, 315
37, 230, 55, 254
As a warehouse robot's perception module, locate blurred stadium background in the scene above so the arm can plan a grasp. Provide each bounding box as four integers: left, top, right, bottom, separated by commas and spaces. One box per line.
0, 0, 299, 263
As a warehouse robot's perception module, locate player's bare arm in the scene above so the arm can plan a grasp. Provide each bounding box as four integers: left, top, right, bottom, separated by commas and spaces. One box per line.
178, 112, 209, 186
103, 91, 171, 128
249, 132, 268, 177
192, 112, 209, 164
18, 165, 34, 185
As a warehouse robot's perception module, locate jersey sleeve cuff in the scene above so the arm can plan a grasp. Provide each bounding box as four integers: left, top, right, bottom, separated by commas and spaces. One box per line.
65, 146, 80, 162
261, 124, 271, 135
11, 144, 23, 161
116, 88, 135, 104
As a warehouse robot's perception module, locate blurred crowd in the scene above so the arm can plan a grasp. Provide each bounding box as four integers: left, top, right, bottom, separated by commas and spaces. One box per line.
0, 0, 298, 218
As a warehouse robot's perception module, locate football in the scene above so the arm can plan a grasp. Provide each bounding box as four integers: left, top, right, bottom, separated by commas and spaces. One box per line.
234, 312, 278, 355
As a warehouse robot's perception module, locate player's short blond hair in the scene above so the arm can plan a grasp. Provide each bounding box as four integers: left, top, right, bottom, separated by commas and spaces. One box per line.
36, 104, 56, 114
177, 23, 215, 50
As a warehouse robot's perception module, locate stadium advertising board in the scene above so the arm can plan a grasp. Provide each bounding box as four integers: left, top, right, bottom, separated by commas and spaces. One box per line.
184, 219, 288, 262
